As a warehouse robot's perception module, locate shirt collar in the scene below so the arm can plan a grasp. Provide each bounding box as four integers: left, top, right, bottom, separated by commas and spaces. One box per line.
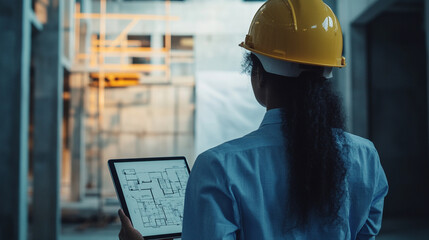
259, 108, 284, 127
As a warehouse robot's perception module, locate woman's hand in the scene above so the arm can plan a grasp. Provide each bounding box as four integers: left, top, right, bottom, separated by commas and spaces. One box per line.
118, 209, 144, 240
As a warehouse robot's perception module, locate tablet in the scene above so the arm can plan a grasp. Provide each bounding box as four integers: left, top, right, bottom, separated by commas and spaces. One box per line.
108, 157, 190, 240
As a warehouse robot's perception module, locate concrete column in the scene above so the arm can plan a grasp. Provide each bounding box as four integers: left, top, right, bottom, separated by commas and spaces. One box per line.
350, 26, 369, 138
70, 73, 86, 201
0, 0, 31, 239
348, 0, 398, 138
426, 0, 429, 162
32, 0, 64, 239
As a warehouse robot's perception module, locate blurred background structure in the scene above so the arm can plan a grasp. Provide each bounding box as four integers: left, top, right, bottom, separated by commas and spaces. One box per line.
0, 0, 428, 239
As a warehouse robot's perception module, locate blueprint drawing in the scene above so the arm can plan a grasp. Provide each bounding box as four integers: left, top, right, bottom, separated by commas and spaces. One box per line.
121, 166, 189, 228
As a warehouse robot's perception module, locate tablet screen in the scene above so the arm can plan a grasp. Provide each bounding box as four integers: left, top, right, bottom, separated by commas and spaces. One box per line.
113, 159, 189, 237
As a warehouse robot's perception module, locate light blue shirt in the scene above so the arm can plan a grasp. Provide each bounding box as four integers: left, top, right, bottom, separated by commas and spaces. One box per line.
182, 108, 388, 240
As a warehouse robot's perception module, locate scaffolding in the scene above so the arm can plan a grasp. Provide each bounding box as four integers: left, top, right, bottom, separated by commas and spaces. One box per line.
71, 0, 194, 217
73, 0, 177, 79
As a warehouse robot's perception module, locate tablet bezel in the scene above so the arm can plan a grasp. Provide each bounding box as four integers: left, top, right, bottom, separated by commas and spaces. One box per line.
108, 156, 190, 240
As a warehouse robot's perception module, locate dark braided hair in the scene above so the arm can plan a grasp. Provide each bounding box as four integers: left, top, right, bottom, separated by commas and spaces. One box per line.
243, 53, 348, 228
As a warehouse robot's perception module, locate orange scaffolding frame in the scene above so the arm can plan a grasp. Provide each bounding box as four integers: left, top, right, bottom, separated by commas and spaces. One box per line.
73, 0, 177, 215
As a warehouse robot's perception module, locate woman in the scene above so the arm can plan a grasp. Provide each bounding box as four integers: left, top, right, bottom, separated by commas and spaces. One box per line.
119, 0, 388, 239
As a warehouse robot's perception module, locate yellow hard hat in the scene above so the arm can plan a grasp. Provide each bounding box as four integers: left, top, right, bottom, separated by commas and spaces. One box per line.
239, 0, 346, 68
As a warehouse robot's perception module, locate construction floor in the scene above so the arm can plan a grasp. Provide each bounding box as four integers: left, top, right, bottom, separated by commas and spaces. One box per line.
59, 219, 429, 240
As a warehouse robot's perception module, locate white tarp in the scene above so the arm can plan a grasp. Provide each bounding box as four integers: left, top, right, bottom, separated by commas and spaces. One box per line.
195, 71, 265, 159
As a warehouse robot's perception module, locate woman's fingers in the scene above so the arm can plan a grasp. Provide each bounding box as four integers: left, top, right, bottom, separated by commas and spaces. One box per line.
118, 209, 145, 240
118, 209, 133, 229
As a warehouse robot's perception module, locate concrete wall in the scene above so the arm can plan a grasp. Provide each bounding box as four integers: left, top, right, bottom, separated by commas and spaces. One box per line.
0, 0, 31, 239
86, 84, 196, 196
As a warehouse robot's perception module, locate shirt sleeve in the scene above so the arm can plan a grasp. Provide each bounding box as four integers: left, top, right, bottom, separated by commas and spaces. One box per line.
181, 150, 240, 240
357, 148, 389, 240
